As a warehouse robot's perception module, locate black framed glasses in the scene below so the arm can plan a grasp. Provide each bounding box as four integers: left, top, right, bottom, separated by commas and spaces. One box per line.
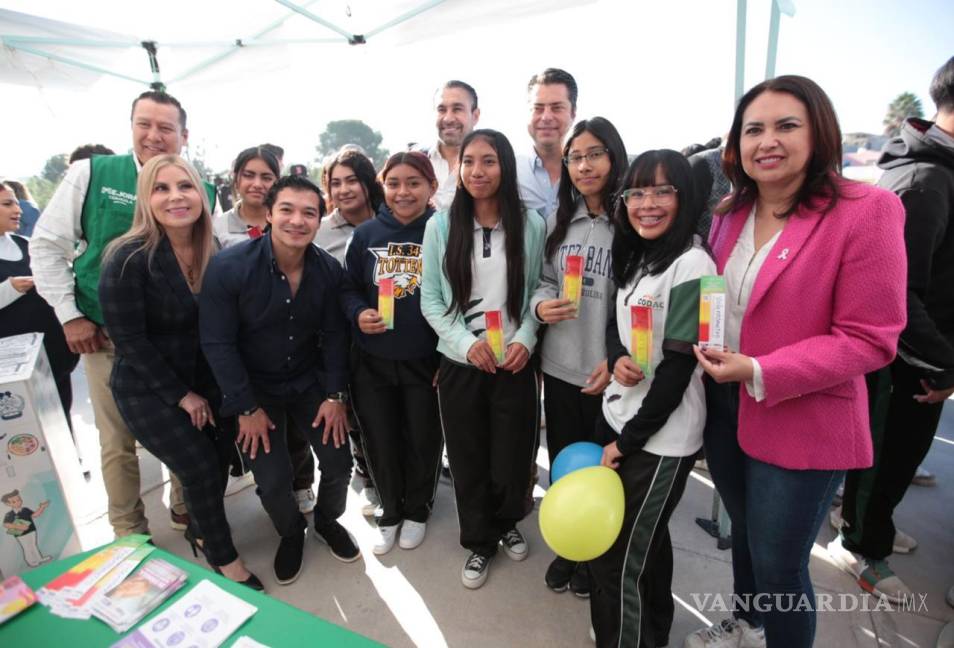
563, 148, 609, 167
621, 185, 678, 207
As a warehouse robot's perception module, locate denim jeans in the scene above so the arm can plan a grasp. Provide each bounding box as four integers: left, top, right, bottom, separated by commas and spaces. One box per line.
703, 379, 844, 648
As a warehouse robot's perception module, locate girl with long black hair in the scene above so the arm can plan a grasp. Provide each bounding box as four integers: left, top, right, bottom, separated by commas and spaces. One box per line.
529, 117, 627, 596
421, 129, 545, 590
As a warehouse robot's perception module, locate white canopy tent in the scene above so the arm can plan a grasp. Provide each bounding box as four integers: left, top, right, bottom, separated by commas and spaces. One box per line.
0, 1, 595, 91
1, 1, 941, 179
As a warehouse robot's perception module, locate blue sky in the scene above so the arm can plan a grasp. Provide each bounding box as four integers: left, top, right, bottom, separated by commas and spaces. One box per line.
1, 0, 951, 178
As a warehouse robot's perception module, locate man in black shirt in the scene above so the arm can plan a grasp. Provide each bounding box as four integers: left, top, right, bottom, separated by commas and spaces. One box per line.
200, 175, 358, 585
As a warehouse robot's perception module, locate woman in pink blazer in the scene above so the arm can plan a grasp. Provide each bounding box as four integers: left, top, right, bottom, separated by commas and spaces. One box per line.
684, 76, 906, 648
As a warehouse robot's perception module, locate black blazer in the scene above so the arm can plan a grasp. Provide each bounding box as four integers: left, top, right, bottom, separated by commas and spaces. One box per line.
99, 236, 213, 407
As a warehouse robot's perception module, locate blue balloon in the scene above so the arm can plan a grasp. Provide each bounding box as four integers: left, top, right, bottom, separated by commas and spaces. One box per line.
550, 441, 603, 484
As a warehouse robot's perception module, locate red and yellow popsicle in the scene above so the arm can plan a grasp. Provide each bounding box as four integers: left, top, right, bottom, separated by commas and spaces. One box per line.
698, 275, 726, 351
562, 255, 583, 315
485, 310, 505, 365
631, 305, 653, 377
378, 277, 395, 330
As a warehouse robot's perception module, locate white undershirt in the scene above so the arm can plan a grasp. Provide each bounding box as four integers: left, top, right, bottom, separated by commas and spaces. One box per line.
723, 207, 782, 401
0, 233, 27, 309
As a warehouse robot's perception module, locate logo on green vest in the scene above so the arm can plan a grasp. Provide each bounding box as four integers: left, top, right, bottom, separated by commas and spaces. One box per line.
101, 186, 136, 207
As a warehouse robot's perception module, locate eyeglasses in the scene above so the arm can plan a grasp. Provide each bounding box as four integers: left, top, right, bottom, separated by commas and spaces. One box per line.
621, 185, 678, 207
563, 148, 608, 167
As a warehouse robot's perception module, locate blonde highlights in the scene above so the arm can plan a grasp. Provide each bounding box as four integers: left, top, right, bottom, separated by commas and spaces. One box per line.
104, 155, 213, 286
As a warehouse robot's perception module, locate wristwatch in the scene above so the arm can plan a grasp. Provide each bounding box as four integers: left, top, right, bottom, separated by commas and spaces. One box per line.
240, 406, 260, 417
327, 391, 349, 404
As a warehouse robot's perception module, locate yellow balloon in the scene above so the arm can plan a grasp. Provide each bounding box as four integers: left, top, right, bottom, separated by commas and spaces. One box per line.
539, 465, 625, 562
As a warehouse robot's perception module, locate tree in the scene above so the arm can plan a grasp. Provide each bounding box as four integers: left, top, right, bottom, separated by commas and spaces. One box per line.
41, 154, 69, 184
316, 119, 389, 168
185, 144, 216, 181
26, 177, 56, 210
883, 92, 924, 137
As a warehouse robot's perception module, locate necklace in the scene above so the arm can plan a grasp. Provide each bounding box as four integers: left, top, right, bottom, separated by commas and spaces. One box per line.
172, 247, 196, 288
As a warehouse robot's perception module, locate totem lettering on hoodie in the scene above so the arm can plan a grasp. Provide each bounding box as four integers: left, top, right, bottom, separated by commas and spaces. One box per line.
370, 242, 423, 298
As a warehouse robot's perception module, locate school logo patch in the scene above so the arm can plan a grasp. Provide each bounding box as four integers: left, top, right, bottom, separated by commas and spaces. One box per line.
370, 242, 423, 299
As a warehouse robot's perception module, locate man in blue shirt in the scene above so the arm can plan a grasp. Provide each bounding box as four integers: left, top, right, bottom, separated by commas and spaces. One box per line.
200, 175, 358, 585
517, 68, 578, 218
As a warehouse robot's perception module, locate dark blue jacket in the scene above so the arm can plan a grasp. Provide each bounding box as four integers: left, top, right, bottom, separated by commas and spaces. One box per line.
341, 205, 438, 360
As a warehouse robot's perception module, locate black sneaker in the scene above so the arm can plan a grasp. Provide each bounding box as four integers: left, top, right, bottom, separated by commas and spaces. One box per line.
274, 530, 305, 585
315, 519, 361, 563
499, 527, 528, 561
570, 562, 590, 598
461, 552, 492, 589
545, 556, 576, 592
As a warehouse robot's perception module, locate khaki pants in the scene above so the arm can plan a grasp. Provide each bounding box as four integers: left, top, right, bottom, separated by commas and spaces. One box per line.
84, 346, 185, 535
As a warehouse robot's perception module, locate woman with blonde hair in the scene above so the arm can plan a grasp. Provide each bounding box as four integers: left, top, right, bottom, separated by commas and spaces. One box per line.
99, 155, 262, 590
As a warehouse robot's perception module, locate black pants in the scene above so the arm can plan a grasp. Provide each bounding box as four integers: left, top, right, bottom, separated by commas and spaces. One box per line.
229, 422, 315, 491
842, 359, 942, 559
589, 416, 693, 648
351, 352, 442, 527
543, 372, 603, 468
245, 387, 353, 538
115, 391, 236, 566
437, 358, 538, 557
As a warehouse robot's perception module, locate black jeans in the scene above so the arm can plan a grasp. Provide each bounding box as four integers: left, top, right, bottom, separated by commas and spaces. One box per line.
842, 359, 943, 558
703, 379, 843, 648
244, 386, 353, 538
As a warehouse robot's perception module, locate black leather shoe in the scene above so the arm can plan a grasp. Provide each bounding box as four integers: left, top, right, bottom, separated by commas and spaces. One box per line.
274, 530, 305, 585
545, 556, 575, 593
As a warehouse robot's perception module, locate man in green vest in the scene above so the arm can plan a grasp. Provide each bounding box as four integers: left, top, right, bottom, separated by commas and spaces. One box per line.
30, 90, 217, 537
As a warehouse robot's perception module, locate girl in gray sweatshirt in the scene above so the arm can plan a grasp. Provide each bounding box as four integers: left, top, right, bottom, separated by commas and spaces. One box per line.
529, 117, 627, 596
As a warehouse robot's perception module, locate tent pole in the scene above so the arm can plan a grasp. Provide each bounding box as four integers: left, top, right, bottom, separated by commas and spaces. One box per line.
0, 40, 149, 85
364, 0, 449, 39
765, 0, 780, 79
734, 0, 747, 103
172, 0, 322, 83
0, 35, 137, 48
270, 0, 354, 41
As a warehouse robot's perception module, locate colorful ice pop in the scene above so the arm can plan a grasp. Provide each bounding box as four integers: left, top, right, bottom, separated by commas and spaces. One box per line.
631, 305, 653, 377
485, 310, 506, 365
378, 277, 395, 330
698, 275, 726, 351
561, 255, 584, 316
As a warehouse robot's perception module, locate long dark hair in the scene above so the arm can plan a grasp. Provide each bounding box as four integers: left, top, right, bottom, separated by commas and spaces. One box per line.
232, 146, 281, 200
611, 149, 702, 287
444, 129, 526, 323
546, 117, 627, 259
325, 148, 385, 215
719, 75, 844, 218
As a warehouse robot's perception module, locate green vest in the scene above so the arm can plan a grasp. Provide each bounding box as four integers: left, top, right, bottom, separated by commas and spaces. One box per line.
74, 154, 217, 324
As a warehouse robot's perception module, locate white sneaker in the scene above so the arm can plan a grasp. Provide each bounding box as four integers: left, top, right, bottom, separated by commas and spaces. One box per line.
373, 524, 399, 555
360, 487, 380, 517
461, 552, 492, 589
399, 520, 427, 550
295, 487, 316, 514
224, 472, 256, 497
893, 529, 918, 554
684, 618, 765, 648
827, 536, 864, 578
829, 507, 918, 554
911, 466, 936, 487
